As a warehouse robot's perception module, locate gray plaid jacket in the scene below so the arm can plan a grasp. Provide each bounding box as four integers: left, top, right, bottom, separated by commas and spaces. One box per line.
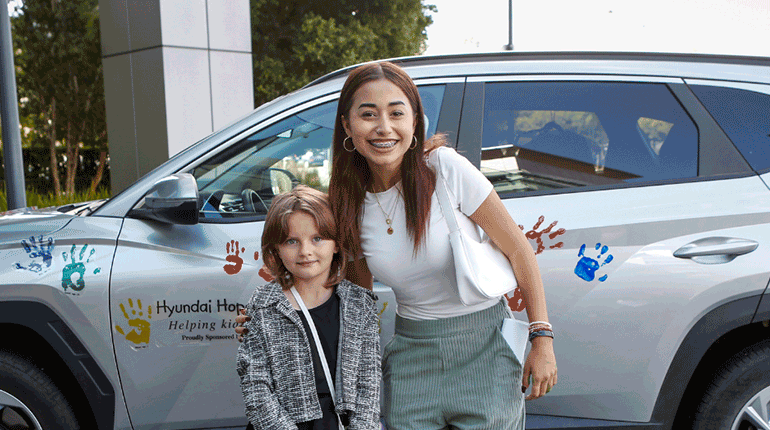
236, 280, 381, 430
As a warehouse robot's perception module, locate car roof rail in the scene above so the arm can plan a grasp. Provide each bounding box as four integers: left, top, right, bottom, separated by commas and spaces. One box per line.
303, 51, 770, 89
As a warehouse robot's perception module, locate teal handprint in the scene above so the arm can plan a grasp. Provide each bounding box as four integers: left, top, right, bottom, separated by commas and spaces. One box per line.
61, 244, 100, 291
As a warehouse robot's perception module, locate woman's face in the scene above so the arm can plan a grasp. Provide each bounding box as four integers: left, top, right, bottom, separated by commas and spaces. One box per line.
342, 79, 417, 182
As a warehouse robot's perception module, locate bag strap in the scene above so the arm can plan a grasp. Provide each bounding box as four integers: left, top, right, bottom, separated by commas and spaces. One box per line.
433, 152, 461, 234
290, 287, 345, 430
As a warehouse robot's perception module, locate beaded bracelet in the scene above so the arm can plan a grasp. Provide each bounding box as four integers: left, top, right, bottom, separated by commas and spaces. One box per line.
529, 329, 554, 342
529, 321, 552, 330
529, 324, 553, 334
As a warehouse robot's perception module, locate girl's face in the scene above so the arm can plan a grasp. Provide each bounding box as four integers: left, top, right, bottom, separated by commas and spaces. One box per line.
277, 212, 338, 289
342, 79, 417, 181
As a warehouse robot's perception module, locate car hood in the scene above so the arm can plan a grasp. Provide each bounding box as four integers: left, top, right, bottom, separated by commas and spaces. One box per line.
0, 208, 75, 243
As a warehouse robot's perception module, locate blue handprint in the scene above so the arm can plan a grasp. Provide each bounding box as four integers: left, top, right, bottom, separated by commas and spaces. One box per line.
61, 244, 100, 291
575, 243, 614, 282
13, 236, 54, 273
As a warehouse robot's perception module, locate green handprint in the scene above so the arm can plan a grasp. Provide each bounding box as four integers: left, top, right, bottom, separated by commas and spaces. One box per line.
115, 299, 153, 345
61, 244, 100, 291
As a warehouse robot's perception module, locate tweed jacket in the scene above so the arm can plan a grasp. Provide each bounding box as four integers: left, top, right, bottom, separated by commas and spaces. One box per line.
236, 279, 381, 430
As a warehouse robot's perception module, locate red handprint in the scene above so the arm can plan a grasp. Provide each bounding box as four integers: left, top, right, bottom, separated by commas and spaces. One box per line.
224, 240, 245, 275
519, 215, 566, 255
252, 251, 275, 282
505, 287, 527, 312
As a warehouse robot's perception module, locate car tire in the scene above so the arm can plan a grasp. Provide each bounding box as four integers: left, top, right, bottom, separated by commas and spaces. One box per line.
0, 351, 80, 430
693, 340, 770, 430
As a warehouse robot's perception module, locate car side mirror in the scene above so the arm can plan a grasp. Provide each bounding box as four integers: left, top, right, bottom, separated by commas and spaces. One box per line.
130, 173, 200, 225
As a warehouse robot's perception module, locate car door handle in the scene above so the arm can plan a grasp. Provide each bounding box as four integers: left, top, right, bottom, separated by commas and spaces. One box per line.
674, 237, 759, 264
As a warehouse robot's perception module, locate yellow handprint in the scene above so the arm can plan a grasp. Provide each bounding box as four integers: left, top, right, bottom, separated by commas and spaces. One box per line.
376, 302, 388, 333
115, 299, 152, 345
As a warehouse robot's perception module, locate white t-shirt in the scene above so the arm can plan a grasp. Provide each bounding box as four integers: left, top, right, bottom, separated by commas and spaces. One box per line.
360, 146, 499, 320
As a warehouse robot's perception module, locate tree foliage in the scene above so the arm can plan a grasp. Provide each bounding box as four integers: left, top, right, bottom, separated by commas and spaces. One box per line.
11, 0, 107, 196
5, 0, 434, 197
251, 0, 435, 106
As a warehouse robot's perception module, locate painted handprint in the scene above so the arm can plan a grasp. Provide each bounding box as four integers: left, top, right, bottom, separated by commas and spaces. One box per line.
254, 251, 275, 282
505, 287, 527, 312
376, 302, 389, 333
519, 215, 565, 255
115, 298, 152, 345
13, 235, 54, 273
61, 244, 100, 291
575, 243, 614, 282
224, 240, 245, 275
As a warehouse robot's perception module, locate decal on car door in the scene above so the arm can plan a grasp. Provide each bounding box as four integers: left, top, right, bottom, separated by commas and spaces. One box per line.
13, 235, 54, 275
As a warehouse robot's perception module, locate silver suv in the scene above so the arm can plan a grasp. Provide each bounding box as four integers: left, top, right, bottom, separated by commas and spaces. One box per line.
2, 52, 770, 430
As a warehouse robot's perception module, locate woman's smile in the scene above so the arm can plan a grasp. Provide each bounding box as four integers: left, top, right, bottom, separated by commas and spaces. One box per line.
369, 139, 398, 149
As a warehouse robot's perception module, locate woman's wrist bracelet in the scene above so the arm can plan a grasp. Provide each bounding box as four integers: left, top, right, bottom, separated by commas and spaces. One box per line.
529, 321, 552, 329
529, 330, 554, 342
528, 321, 553, 334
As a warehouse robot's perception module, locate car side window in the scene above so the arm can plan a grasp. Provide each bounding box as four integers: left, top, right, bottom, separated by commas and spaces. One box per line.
690, 85, 770, 172
189, 85, 445, 221
190, 100, 337, 220
481, 81, 698, 195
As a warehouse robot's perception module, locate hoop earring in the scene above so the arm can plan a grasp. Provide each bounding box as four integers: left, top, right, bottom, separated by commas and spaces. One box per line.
409, 135, 418, 150
343, 137, 356, 153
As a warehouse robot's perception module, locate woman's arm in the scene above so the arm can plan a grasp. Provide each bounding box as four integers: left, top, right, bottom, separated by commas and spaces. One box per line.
346, 258, 373, 290
469, 190, 558, 400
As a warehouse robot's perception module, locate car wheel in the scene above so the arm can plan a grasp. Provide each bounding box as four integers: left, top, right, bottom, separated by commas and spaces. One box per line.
0, 352, 79, 430
693, 340, 770, 430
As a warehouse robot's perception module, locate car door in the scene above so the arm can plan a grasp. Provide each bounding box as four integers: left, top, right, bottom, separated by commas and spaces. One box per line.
110, 83, 455, 429
457, 76, 770, 424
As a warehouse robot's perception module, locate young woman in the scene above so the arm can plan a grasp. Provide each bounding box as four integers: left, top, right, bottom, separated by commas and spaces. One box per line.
238, 61, 556, 429
236, 185, 380, 430
328, 61, 557, 429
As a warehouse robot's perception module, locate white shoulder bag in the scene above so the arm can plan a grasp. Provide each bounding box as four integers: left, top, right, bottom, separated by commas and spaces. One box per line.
290, 287, 345, 430
434, 158, 529, 365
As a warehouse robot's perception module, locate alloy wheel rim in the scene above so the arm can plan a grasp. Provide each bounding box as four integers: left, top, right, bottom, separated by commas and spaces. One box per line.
732, 385, 770, 430
0, 390, 43, 430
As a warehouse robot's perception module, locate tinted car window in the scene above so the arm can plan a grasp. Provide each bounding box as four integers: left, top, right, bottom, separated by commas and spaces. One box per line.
690, 85, 770, 172
481, 82, 698, 195
190, 85, 445, 221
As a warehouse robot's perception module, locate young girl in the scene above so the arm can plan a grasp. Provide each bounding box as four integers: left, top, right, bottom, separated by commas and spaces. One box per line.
236, 185, 380, 430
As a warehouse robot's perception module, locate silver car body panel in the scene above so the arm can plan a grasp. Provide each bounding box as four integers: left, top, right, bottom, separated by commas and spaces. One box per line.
505, 174, 770, 421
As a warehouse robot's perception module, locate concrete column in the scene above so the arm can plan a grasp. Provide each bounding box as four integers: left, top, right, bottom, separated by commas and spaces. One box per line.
99, 0, 253, 194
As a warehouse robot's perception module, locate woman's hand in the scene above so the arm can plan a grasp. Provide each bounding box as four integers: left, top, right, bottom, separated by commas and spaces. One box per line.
235, 309, 250, 342
522, 337, 557, 400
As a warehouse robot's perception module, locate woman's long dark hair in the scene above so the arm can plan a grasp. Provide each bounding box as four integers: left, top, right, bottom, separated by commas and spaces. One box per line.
328, 61, 438, 257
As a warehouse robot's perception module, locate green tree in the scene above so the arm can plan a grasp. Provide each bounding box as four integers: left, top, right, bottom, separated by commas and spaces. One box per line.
11, 0, 107, 196
251, 0, 435, 106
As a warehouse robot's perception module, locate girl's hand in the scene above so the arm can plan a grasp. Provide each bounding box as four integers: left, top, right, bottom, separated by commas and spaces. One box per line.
522, 337, 557, 400
235, 309, 250, 342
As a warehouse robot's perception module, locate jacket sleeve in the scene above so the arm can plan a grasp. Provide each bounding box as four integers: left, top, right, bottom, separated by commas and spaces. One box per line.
237, 318, 298, 430
348, 296, 382, 429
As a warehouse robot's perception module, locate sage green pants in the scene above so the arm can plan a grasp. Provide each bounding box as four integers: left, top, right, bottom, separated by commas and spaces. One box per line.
382, 301, 524, 430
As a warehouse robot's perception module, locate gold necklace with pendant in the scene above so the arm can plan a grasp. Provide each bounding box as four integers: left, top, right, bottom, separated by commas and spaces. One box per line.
373, 186, 402, 235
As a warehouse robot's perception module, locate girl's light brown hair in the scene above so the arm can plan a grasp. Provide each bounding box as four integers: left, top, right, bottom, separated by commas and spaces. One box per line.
261, 185, 347, 290
329, 61, 442, 257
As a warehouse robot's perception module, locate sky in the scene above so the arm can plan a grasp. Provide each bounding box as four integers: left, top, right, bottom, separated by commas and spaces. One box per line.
423, 0, 770, 57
